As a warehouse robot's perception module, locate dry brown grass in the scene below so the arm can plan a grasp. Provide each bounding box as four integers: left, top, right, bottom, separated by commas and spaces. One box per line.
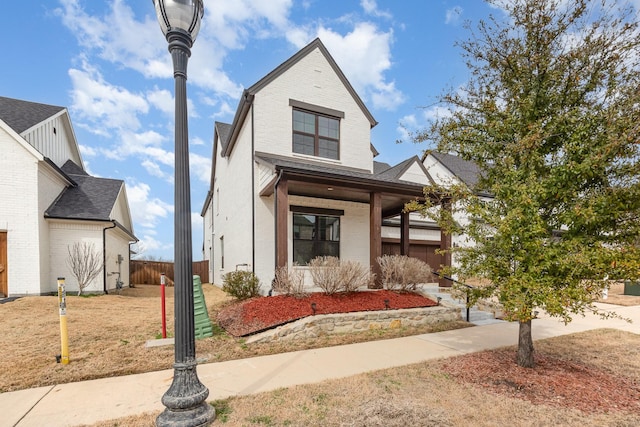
88, 329, 640, 427
599, 282, 640, 306
0, 284, 468, 393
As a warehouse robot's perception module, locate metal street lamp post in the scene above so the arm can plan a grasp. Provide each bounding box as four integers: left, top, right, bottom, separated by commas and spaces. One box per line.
152, 1, 215, 426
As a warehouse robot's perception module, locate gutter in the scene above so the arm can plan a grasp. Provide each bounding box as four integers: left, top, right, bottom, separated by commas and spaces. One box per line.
102, 220, 117, 294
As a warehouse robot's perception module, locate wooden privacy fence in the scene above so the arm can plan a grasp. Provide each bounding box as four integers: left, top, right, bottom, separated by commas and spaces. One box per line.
130, 260, 209, 285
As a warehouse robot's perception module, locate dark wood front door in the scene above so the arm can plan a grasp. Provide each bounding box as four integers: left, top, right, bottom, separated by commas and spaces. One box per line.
0, 232, 7, 297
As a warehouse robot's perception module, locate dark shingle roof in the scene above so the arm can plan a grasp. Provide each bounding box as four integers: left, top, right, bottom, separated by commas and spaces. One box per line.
45, 160, 123, 221
376, 157, 415, 180
0, 96, 65, 134
215, 121, 232, 154
430, 151, 484, 189
373, 161, 392, 174
255, 152, 426, 190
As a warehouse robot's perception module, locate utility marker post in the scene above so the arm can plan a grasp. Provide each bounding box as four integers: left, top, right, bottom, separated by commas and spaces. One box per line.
161, 272, 167, 339
57, 277, 69, 365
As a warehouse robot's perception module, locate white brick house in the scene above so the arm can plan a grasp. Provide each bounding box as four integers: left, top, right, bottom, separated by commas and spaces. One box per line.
0, 96, 137, 296
201, 39, 460, 293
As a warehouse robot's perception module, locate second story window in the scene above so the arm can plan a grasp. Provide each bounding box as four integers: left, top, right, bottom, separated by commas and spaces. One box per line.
292, 109, 340, 160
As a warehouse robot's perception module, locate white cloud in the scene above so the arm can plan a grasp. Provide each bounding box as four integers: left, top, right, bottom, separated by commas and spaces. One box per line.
57, 0, 167, 78
397, 114, 418, 142
141, 159, 172, 182
146, 88, 173, 115
360, 0, 392, 19
445, 6, 463, 25
68, 61, 149, 134
316, 23, 404, 111
192, 136, 206, 146
422, 105, 454, 121
133, 234, 169, 258
190, 152, 212, 184
125, 181, 173, 230
192, 212, 203, 238
78, 144, 97, 157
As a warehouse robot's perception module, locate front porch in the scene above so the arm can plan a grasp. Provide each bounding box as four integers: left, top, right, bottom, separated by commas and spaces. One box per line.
256, 152, 452, 287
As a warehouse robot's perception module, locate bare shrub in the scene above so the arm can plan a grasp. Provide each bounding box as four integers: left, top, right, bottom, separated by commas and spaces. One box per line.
309, 256, 342, 294
272, 266, 308, 298
67, 242, 103, 296
337, 260, 373, 293
377, 255, 433, 292
309, 257, 373, 294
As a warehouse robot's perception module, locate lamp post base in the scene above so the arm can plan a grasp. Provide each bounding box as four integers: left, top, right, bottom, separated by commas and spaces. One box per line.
156, 361, 215, 427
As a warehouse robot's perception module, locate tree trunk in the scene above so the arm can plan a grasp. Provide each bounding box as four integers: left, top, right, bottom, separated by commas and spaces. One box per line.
517, 319, 535, 368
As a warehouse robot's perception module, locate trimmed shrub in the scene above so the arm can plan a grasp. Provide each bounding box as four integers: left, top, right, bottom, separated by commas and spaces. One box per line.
309, 256, 373, 294
222, 271, 261, 300
377, 255, 433, 292
272, 266, 308, 298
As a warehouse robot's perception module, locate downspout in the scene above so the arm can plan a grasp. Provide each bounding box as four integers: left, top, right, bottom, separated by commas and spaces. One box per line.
251, 105, 256, 274
102, 220, 117, 294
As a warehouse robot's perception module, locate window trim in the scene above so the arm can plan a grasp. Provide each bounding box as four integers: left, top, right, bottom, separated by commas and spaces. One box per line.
291, 102, 342, 160
290, 205, 344, 217
292, 211, 341, 265
289, 99, 345, 119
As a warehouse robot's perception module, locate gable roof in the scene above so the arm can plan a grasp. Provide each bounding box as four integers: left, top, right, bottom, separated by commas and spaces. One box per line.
215, 121, 232, 157
375, 156, 434, 185
248, 38, 376, 127
255, 151, 427, 190
0, 96, 65, 134
222, 38, 377, 157
426, 151, 484, 190
45, 160, 125, 223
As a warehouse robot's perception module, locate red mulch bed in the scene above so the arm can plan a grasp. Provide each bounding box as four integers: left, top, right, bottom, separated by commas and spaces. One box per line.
217, 290, 438, 337
441, 348, 640, 414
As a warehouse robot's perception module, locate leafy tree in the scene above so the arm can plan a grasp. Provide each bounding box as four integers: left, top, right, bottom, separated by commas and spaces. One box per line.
410, 0, 640, 367
67, 242, 103, 296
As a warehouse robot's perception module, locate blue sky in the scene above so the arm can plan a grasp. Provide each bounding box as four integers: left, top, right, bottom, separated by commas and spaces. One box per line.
1, 1, 507, 260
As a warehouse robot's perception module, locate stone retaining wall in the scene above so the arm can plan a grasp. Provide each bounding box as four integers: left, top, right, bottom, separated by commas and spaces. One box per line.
245, 306, 461, 344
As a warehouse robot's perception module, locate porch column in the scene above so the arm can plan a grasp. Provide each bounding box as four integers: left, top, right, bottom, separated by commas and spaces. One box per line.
370, 192, 382, 288
400, 211, 410, 256
439, 199, 452, 287
275, 176, 288, 269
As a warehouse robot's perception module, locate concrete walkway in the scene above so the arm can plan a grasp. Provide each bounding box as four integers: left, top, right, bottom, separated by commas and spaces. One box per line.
2, 303, 638, 427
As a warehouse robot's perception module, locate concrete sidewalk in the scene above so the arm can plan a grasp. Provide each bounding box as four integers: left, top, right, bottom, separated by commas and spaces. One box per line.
3, 303, 638, 427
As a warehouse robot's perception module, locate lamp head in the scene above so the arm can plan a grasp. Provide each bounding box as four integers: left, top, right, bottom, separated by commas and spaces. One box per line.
153, 0, 204, 41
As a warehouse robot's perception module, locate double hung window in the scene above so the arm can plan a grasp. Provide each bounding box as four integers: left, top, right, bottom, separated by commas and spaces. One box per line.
292, 109, 340, 160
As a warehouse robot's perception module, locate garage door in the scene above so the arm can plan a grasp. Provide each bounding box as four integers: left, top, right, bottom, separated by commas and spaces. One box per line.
381, 239, 442, 271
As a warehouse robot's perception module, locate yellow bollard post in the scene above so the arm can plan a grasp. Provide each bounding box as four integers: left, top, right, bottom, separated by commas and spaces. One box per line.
57, 277, 69, 365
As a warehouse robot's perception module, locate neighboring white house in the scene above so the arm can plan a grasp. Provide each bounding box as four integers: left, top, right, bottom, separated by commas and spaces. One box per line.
201, 38, 459, 293
0, 96, 137, 296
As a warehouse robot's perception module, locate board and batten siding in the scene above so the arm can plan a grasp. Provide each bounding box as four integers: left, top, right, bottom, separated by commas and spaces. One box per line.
21, 112, 82, 168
